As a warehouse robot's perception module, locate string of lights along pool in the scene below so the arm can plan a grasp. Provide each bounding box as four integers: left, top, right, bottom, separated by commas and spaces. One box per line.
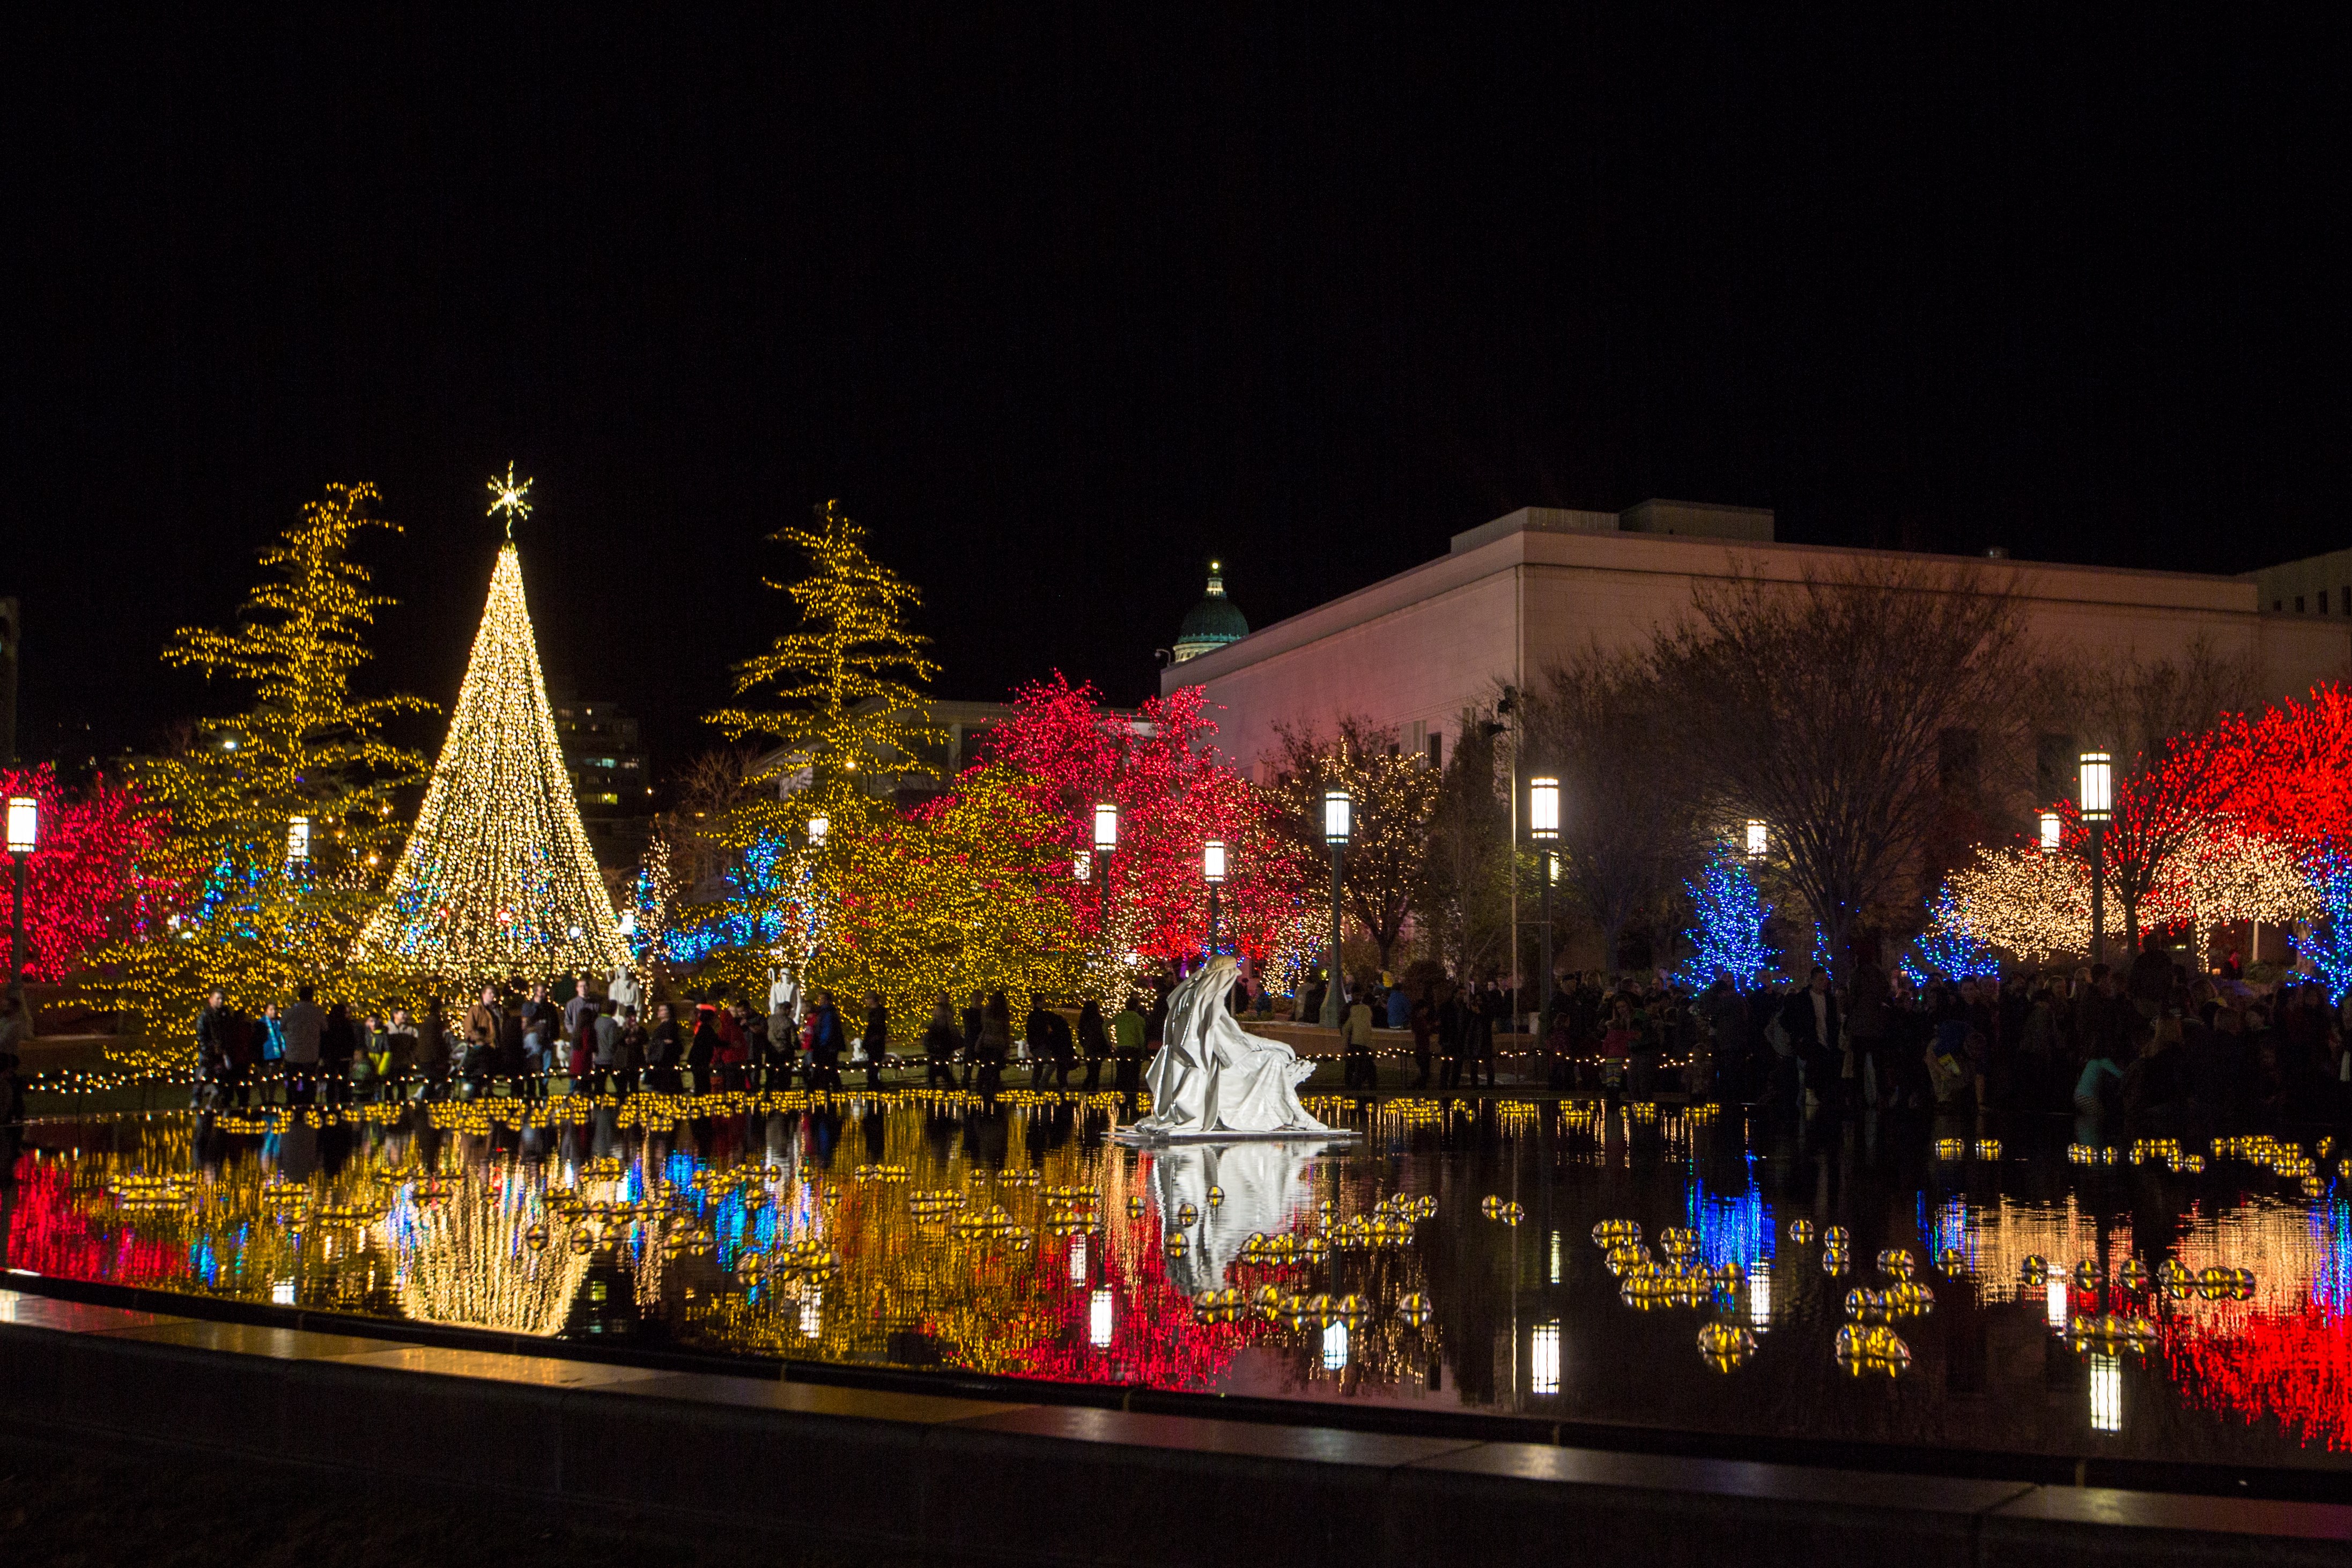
351, 471, 625, 981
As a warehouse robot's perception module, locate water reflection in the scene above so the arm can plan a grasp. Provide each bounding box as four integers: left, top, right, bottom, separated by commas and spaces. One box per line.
4, 1092, 2349, 1473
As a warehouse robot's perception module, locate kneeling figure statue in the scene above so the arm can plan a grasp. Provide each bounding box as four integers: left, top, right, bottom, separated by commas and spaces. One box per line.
1116, 957, 1356, 1143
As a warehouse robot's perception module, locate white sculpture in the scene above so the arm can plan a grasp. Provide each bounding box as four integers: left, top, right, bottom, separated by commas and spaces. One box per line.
1116, 957, 1355, 1143
767, 965, 798, 1015
608, 966, 641, 1012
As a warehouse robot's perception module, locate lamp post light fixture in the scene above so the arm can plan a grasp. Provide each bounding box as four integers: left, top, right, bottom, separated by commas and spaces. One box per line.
1320, 790, 1350, 1026
1202, 839, 1227, 960
5, 795, 34, 1001
286, 814, 312, 869
2079, 751, 2113, 965
807, 814, 829, 848
2039, 810, 2062, 853
1528, 776, 1560, 1026
1744, 819, 1768, 862
1092, 800, 1120, 912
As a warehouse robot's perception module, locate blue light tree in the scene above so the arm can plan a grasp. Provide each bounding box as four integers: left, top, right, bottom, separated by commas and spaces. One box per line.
1677, 853, 1773, 989
1902, 885, 2001, 986
2293, 857, 2352, 1002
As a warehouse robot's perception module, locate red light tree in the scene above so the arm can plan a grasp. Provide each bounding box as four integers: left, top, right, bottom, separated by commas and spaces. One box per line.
0, 765, 169, 986
2213, 685, 2352, 854
978, 675, 1306, 969
2046, 724, 2242, 956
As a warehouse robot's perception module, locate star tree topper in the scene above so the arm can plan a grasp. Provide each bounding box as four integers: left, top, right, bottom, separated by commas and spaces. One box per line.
487, 462, 534, 538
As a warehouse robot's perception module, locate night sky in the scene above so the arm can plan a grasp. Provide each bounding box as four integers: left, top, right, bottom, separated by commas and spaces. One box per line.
15, 12, 2352, 776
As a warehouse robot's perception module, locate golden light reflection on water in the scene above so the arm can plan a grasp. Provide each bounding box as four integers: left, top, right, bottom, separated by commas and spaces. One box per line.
5, 1097, 2349, 1466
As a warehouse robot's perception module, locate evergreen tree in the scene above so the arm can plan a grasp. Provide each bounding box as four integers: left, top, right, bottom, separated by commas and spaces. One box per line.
85, 483, 431, 1036
351, 494, 625, 987
696, 500, 943, 986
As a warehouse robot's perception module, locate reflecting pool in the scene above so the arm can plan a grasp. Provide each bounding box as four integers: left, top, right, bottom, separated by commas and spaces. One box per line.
5, 1090, 2348, 1480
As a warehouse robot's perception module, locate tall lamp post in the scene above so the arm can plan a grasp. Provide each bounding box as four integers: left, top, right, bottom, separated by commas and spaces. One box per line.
1202, 839, 1226, 961
286, 814, 312, 872
5, 795, 35, 1000
1528, 776, 1560, 1029
2079, 751, 2112, 966
1320, 789, 1350, 1026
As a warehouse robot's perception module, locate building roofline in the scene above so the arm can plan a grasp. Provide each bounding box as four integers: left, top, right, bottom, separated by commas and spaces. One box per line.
1162, 517, 2262, 691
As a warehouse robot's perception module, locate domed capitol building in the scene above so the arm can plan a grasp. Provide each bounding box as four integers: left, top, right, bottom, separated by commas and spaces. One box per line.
1170, 558, 1249, 664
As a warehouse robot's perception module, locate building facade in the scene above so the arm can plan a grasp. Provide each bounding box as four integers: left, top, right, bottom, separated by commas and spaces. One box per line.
1164, 500, 2352, 778
552, 697, 653, 869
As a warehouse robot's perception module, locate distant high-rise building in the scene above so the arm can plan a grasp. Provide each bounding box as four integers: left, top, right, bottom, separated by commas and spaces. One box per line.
552, 697, 654, 869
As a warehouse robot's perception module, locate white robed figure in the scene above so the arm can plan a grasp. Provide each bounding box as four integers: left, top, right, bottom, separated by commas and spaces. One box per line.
1118, 957, 1355, 1143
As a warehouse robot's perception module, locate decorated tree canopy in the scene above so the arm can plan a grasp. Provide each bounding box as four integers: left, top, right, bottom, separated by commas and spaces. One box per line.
1263, 717, 1439, 971
2294, 858, 2352, 1001
689, 499, 942, 987
821, 765, 1083, 1017
980, 675, 1303, 972
2215, 685, 2352, 853
1675, 852, 1771, 989
352, 474, 624, 985
83, 483, 430, 1036
0, 765, 167, 986
1905, 886, 2001, 982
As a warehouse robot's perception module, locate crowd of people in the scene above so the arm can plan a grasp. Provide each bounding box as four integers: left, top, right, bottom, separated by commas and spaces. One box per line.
181, 945, 2352, 1140
187, 974, 1201, 1110
1537, 948, 2352, 1140
1306, 946, 2352, 1140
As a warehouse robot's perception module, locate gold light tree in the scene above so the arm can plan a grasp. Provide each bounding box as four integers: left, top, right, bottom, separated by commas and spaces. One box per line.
351, 469, 625, 985
690, 499, 944, 992
1940, 835, 2317, 964
84, 483, 431, 1037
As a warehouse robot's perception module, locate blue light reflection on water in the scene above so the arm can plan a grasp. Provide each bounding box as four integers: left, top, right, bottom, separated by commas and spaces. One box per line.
1685, 1154, 1772, 1270
2315, 1199, 2352, 1319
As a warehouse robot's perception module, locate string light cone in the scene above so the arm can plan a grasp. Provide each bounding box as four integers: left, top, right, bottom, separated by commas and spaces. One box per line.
354, 481, 624, 983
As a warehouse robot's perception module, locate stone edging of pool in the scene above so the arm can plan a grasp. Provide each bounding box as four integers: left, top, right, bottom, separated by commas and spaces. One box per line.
0, 1280, 2347, 1565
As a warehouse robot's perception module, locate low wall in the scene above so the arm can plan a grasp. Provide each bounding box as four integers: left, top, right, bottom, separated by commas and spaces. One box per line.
0, 1286, 2343, 1567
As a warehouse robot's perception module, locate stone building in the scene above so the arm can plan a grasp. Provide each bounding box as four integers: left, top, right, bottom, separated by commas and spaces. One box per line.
1163, 500, 2352, 778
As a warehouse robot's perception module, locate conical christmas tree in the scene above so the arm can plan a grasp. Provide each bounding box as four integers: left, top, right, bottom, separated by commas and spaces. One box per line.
354, 472, 624, 984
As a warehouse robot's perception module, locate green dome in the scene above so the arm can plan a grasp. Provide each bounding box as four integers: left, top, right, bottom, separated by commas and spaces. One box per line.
1173, 560, 1248, 662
